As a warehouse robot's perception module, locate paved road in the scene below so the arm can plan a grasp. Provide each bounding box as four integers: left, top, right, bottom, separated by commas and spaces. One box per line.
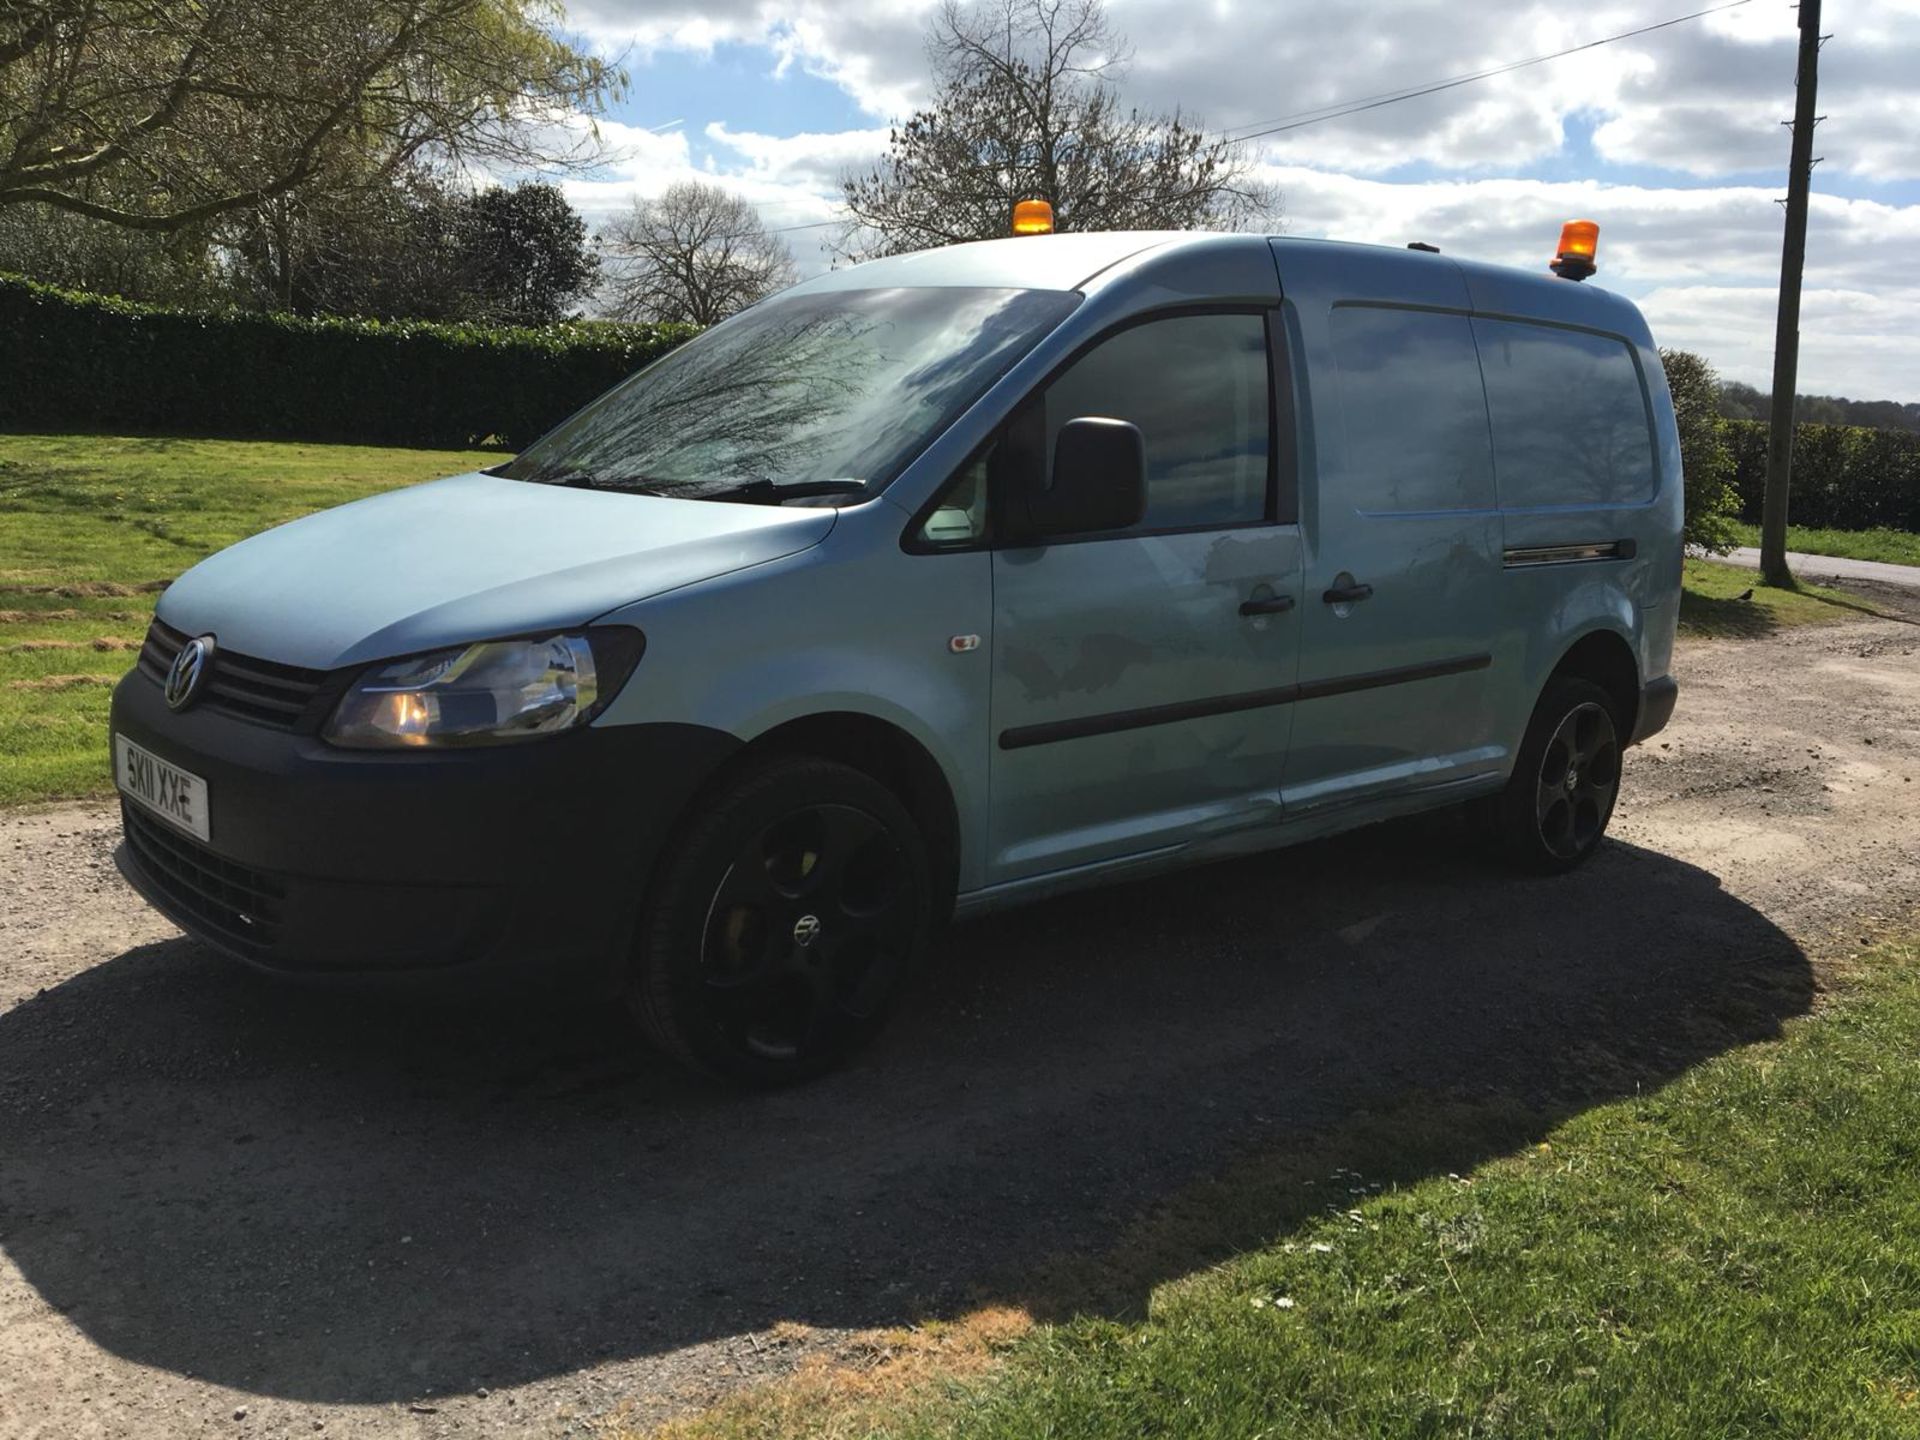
3, 614, 1919, 1439
1722, 546, 1920, 589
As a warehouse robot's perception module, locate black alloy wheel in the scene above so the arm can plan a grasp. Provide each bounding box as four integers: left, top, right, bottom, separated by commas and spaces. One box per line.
1491, 675, 1625, 874
1533, 699, 1621, 862
634, 757, 930, 1084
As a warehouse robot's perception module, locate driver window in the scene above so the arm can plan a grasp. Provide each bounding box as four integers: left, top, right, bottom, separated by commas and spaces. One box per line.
1044, 312, 1271, 532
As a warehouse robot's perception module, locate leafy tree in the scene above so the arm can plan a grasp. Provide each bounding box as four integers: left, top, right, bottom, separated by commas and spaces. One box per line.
840, 0, 1275, 258
1716, 379, 1767, 423
1718, 377, 1920, 436
1662, 348, 1740, 554
0, 0, 617, 232
0, 198, 224, 305
216, 176, 595, 324
218, 166, 470, 318
453, 182, 599, 326
599, 181, 798, 325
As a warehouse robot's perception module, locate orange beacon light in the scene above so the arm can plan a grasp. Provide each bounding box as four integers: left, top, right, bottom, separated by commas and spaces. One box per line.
1551, 219, 1599, 281
1012, 198, 1054, 236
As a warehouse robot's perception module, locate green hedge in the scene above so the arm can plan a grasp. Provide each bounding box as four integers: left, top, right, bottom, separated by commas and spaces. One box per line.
1727, 417, 1920, 533
0, 273, 697, 450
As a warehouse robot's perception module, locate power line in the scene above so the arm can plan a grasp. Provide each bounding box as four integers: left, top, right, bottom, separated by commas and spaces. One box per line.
1219, 0, 1751, 146
760, 217, 842, 236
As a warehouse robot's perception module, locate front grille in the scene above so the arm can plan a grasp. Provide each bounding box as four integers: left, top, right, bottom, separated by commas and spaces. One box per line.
137, 618, 330, 731
123, 801, 285, 954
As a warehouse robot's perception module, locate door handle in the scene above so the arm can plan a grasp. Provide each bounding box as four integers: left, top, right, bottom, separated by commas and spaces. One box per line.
1239, 594, 1296, 617
1322, 581, 1374, 604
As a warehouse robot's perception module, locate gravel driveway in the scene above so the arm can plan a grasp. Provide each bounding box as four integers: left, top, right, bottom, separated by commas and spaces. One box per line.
3, 608, 1918, 1440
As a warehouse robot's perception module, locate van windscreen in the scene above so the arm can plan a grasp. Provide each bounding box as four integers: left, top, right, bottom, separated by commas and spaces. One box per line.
498, 286, 1080, 503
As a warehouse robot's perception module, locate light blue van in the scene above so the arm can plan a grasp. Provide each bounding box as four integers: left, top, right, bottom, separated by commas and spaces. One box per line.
111, 229, 1682, 1083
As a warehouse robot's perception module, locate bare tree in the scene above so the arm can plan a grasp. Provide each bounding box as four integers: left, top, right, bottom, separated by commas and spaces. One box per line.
840, 0, 1276, 258
0, 0, 618, 232
599, 181, 798, 326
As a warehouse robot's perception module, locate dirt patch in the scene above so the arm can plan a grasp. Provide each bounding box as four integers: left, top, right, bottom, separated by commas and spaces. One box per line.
2, 639, 135, 654
0, 580, 168, 598
5, 673, 117, 691
0, 614, 1916, 1440
0, 609, 147, 625
632, 1308, 1032, 1440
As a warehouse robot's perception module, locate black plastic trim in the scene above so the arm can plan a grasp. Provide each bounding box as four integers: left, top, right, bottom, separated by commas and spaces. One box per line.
1265, 308, 1301, 525
998, 652, 1492, 750
1295, 651, 1491, 701
1631, 674, 1679, 745
139, 617, 332, 733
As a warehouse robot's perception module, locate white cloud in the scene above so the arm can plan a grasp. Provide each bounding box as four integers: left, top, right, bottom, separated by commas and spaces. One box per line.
1262, 164, 1920, 398
565, 0, 935, 117
702, 122, 890, 192
1638, 285, 1920, 400
546, 117, 884, 277
569, 0, 1920, 182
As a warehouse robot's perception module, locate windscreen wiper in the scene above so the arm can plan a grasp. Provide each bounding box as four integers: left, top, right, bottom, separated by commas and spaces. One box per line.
703, 478, 870, 504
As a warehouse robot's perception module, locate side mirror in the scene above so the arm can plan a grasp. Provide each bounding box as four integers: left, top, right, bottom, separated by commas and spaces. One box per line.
1019, 416, 1146, 539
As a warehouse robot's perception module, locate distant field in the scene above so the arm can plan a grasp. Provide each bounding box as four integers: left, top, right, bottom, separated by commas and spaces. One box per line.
1728, 522, 1920, 569
0, 434, 499, 807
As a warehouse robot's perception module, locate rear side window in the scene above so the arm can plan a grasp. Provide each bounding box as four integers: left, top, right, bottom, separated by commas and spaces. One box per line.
1329, 306, 1494, 513
1475, 318, 1656, 508
1042, 312, 1271, 532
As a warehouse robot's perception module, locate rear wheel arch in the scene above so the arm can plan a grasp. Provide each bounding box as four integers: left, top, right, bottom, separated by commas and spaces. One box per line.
1547, 628, 1640, 739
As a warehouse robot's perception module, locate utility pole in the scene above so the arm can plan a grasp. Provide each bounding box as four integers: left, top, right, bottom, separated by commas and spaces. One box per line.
1758, 0, 1823, 588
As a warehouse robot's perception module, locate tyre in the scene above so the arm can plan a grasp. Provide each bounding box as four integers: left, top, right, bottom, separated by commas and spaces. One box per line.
631, 755, 932, 1085
1489, 676, 1625, 874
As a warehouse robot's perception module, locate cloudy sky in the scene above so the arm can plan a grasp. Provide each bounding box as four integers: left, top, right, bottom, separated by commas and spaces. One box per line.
550, 0, 1920, 403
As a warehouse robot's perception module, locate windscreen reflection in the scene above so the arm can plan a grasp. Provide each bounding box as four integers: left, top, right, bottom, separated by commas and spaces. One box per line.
501, 286, 1080, 502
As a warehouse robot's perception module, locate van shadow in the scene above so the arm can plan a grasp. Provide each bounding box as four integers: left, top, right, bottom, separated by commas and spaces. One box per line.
0, 821, 1812, 1405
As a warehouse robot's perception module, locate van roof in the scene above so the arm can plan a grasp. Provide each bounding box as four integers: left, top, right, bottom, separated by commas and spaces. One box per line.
792, 231, 1197, 294
792, 230, 1645, 336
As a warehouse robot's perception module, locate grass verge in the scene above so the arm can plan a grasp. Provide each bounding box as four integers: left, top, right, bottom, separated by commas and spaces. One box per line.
1679, 556, 1885, 638
648, 939, 1920, 1439
0, 432, 498, 807
1728, 522, 1920, 569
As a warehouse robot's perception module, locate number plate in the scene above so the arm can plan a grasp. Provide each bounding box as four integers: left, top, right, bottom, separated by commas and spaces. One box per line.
115, 734, 210, 842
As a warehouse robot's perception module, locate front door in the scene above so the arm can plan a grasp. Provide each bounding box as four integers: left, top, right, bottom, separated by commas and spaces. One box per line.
987, 310, 1304, 884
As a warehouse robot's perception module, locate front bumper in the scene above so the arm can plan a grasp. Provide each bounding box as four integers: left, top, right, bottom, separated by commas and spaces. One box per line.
109, 668, 738, 992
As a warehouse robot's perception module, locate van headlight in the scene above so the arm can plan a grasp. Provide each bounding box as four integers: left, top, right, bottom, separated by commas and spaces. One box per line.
324, 629, 644, 749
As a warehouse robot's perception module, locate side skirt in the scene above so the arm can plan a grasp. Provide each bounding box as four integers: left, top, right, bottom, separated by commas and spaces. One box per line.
952, 769, 1507, 921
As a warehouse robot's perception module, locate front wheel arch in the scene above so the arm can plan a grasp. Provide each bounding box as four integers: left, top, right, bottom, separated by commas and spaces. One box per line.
721, 712, 961, 924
